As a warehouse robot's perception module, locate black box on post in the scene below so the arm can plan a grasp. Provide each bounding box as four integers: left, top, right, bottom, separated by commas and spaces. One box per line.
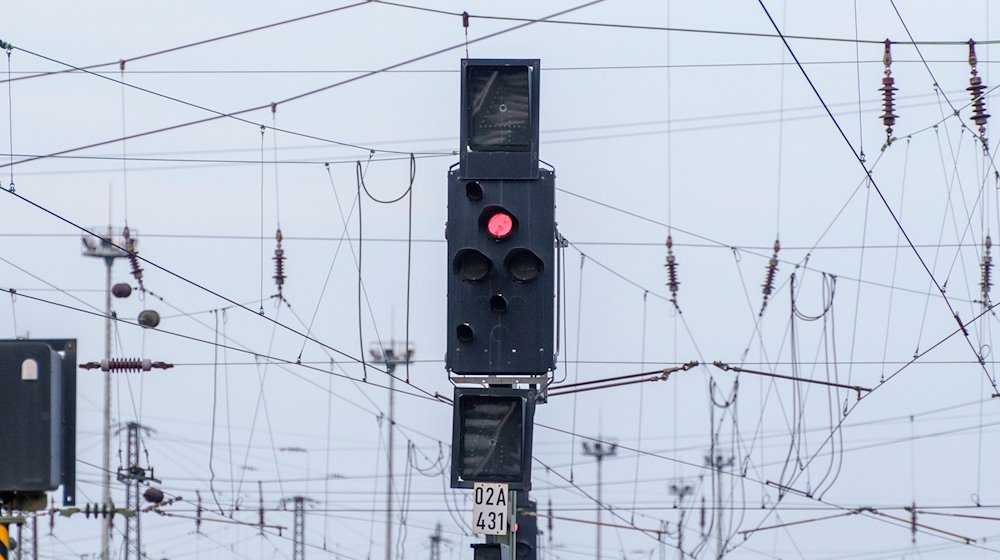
445, 170, 556, 376
0, 339, 77, 507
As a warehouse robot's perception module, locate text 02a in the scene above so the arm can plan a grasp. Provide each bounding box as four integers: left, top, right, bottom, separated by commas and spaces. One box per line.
472, 482, 509, 535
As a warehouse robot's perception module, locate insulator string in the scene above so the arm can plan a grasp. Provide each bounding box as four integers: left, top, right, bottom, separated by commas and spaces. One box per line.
760, 239, 780, 316
462, 11, 470, 57
273, 228, 286, 299
122, 225, 144, 292
665, 234, 679, 307
880, 39, 898, 144
981, 235, 992, 307
968, 39, 990, 150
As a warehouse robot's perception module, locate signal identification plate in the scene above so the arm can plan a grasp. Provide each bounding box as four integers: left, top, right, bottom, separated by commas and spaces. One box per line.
472, 482, 509, 535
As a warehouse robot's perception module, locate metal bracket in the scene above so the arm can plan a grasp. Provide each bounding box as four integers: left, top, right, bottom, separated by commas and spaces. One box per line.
449, 375, 550, 403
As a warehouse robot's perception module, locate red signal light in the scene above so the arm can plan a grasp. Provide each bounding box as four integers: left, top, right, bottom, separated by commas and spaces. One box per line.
487, 211, 514, 239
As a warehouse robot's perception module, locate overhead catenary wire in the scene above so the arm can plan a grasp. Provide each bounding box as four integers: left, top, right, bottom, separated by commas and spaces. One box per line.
0, 86, 983, 180
9, 58, 1000, 75
15, 229, 1000, 253
727, 281, 1000, 553
0, 186, 452, 396
0, 1, 371, 85
370, 1, 1000, 47
294, 164, 361, 363
534, 426, 995, 552
757, 0, 1000, 395
64, 336, 1000, 556
629, 290, 649, 524
0, 44, 424, 167
0, 0, 607, 172
720, 50, 1000, 540
259, 125, 266, 314
9, 3, 1000, 556
0, 286, 437, 404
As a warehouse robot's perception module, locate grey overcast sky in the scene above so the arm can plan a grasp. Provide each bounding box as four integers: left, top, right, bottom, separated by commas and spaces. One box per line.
4, 1, 1000, 559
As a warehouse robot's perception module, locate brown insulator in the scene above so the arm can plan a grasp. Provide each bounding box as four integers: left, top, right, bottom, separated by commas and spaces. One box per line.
273, 228, 286, 296
982, 235, 993, 305
760, 239, 780, 315
665, 234, 680, 304
123, 227, 145, 291
547, 499, 554, 544
968, 40, 990, 145
103, 358, 150, 372
699, 496, 706, 536
80, 358, 174, 372
196, 490, 203, 534
127, 250, 144, 290
879, 40, 898, 139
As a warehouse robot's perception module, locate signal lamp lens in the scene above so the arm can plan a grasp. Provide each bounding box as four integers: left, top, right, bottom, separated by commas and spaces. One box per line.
454, 249, 491, 282
505, 249, 543, 282
457, 323, 475, 343
490, 294, 508, 313
465, 181, 483, 201
487, 211, 514, 239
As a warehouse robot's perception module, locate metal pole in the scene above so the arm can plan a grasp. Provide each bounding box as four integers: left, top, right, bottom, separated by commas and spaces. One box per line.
596, 454, 603, 560
101, 253, 112, 560
385, 366, 395, 560
293, 496, 305, 560
509, 490, 517, 560
123, 422, 141, 560
582, 441, 616, 560
83, 226, 130, 560
369, 341, 414, 560
669, 484, 692, 560
658, 519, 667, 560
429, 523, 441, 560
716, 470, 721, 560
705, 454, 732, 560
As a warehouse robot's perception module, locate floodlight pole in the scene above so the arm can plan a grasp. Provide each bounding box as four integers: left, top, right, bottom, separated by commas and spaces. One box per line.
370, 340, 414, 560
118, 421, 158, 560
292, 496, 305, 560
429, 522, 443, 560
669, 484, 693, 559
705, 454, 733, 559
82, 227, 129, 560
582, 440, 616, 560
